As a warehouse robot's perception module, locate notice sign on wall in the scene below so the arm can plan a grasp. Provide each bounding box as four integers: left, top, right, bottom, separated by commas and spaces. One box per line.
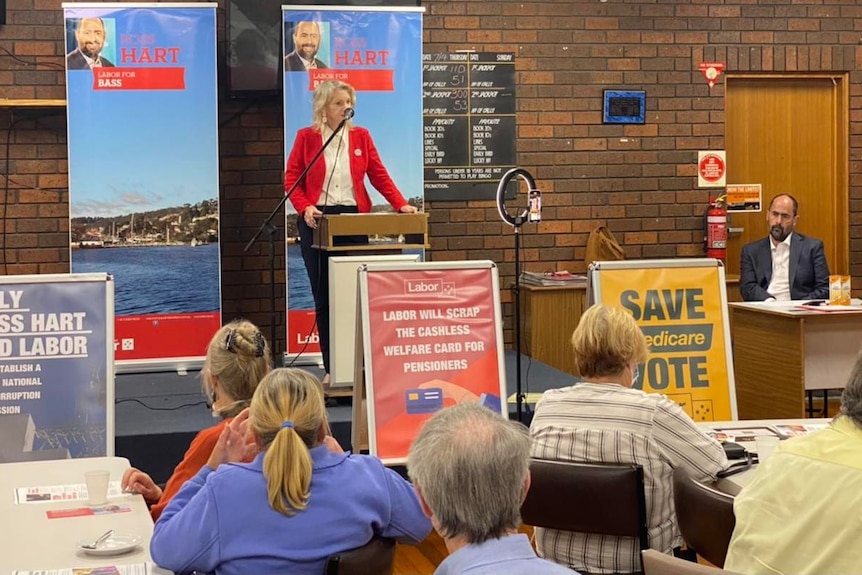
590, 259, 737, 421
697, 150, 726, 188
726, 183, 762, 212
358, 261, 507, 463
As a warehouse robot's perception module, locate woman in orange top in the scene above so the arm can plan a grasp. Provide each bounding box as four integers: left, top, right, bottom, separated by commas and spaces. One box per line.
121, 319, 271, 520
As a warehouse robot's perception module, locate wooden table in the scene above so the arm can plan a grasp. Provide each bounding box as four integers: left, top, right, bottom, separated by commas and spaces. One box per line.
729, 301, 862, 419
519, 275, 741, 377
0, 456, 171, 574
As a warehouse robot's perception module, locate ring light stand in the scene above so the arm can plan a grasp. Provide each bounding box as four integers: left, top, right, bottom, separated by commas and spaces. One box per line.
496, 168, 540, 423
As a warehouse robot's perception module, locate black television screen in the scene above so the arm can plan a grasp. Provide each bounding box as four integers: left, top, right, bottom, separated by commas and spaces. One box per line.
227, 0, 283, 97
227, 0, 421, 98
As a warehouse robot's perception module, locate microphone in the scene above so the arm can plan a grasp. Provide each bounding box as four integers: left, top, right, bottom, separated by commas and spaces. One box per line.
343, 107, 355, 120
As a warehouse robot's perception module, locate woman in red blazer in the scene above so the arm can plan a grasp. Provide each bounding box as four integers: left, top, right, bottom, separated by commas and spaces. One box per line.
285, 80, 417, 385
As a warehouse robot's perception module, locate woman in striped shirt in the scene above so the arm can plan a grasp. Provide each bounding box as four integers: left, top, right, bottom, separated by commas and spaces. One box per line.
529, 304, 727, 574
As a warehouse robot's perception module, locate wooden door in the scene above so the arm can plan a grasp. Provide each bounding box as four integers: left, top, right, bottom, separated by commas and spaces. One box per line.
724, 75, 848, 278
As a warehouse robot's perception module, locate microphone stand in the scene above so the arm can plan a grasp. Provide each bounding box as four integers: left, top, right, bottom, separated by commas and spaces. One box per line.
244, 115, 351, 366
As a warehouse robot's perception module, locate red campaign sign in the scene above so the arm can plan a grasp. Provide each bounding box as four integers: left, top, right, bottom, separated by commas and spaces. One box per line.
699, 153, 725, 183
308, 69, 394, 92
365, 267, 504, 462
287, 309, 320, 355
93, 67, 186, 91
114, 312, 221, 362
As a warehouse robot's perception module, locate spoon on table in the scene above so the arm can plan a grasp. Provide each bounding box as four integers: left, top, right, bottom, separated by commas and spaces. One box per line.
81, 529, 114, 549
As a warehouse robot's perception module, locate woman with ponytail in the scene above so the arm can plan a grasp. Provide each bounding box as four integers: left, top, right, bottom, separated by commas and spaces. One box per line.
150, 368, 431, 575
121, 319, 271, 520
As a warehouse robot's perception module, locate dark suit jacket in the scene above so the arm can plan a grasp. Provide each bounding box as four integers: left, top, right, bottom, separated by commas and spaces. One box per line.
283, 51, 327, 72
284, 126, 407, 216
66, 49, 115, 70
739, 233, 830, 301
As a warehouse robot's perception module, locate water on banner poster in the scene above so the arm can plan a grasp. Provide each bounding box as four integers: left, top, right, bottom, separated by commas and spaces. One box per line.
64, 5, 221, 363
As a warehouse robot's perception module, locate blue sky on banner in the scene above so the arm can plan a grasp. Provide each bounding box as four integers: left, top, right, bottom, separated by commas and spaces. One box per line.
282, 8, 424, 211
65, 6, 218, 218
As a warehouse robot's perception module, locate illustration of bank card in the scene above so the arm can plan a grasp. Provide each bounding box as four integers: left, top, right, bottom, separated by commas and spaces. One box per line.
478, 393, 502, 414
406, 387, 443, 414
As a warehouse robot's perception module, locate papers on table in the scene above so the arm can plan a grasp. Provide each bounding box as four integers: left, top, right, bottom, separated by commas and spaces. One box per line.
520, 271, 588, 287
708, 425, 780, 443
14, 563, 154, 574
47, 504, 132, 519
795, 303, 862, 313
14, 481, 124, 505
708, 423, 830, 443
773, 423, 830, 437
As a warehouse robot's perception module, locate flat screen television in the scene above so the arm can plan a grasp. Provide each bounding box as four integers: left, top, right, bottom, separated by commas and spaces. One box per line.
227, 0, 421, 98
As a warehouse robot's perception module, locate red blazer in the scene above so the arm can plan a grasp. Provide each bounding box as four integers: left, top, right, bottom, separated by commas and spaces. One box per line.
284, 126, 408, 215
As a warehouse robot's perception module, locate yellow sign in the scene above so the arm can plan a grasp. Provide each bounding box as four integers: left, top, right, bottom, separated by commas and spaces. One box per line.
594, 264, 736, 421
725, 183, 762, 212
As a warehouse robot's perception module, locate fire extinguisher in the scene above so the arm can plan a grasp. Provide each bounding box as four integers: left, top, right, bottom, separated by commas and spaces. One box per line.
704, 195, 727, 261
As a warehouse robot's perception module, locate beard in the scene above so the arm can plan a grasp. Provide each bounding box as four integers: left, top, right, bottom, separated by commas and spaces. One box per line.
299, 44, 318, 59
770, 224, 788, 242
80, 43, 102, 59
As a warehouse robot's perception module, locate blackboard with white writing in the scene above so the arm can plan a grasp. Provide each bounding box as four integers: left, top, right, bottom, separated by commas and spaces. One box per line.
423, 53, 516, 201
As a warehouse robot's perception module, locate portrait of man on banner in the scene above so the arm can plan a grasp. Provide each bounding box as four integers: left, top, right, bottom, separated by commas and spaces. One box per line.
65, 17, 117, 70
284, 20, 329, 72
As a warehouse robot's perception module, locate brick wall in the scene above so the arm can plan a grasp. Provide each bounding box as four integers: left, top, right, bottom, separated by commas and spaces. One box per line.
1, 0, 860, 351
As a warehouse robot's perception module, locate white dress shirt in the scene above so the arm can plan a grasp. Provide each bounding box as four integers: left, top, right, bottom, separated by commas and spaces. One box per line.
81, 52, 105, 68
319, 127, 356, 207
766, 233, 793, 301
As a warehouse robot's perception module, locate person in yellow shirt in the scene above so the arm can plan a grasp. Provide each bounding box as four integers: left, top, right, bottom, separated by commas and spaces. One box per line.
724, 353, 862, 574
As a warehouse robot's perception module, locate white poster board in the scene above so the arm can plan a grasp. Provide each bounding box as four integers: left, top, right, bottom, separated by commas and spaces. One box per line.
328, 254, 420, 387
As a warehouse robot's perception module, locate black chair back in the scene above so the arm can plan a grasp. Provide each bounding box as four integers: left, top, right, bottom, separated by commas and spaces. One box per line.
324, 536, 397, 575
672, 468, 735, 568
521, 458, 649, 554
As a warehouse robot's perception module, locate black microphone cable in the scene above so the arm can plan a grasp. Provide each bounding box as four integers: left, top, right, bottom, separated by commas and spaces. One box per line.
287, 117, 348, 371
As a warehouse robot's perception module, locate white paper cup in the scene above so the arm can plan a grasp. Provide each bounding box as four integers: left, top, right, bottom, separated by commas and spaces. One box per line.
755, 436, 780, 463
84, 470, 110, 506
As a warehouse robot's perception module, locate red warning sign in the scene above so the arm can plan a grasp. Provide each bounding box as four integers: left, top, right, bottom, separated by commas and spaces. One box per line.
698, 151, 726, 188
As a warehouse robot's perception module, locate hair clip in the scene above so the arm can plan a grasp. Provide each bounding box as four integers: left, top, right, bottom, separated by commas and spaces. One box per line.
254, 332, 266, 358
224, 329, 237, 353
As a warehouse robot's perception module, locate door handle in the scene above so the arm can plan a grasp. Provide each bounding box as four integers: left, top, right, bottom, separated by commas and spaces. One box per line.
728, 227, 744, 234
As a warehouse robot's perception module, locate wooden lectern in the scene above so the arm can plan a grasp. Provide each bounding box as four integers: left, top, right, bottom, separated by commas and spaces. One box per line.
312, 212, 429, 251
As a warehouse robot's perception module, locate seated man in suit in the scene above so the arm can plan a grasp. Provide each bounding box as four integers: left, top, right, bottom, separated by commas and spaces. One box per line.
739, 193, 830, 301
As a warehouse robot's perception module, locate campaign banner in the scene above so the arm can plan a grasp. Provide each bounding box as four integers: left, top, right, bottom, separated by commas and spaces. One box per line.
0, 274, 114, 463
590, 259, 738, 421
358, 261, 506, 463
283, 7, 424, 360
64, 3, 221, 367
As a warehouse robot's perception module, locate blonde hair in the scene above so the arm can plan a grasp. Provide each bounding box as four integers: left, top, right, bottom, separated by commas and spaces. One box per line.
202, 319, 271, 418
311, 80, 356, 132
571, 304, 649, 378
250, 368, 327, 516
